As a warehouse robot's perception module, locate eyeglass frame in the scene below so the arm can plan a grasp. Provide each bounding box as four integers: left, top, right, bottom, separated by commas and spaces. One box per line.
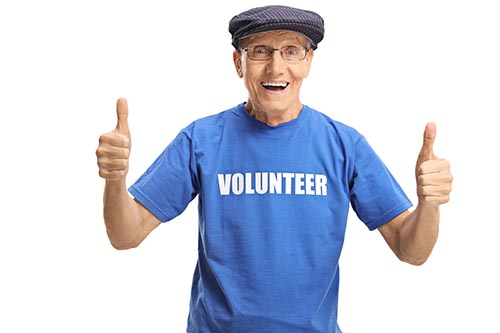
239, 45, 311, 62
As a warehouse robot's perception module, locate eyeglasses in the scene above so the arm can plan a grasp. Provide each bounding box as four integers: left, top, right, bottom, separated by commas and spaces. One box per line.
241, 45, 310, 62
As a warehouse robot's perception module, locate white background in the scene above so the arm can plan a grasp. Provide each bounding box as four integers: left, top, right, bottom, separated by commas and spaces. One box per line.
1, 0, 499, 332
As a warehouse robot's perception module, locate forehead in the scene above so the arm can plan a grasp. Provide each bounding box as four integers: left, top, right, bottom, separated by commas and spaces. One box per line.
240, 30, 309, 47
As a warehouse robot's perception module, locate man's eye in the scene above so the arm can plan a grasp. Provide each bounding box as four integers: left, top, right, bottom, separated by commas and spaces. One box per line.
253, 46, 269, 54
285, 47, 299, 55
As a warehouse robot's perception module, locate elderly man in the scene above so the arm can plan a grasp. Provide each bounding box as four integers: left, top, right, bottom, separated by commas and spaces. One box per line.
96, 5, 452, 333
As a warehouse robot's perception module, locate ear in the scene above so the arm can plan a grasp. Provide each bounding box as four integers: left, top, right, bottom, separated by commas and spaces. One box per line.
303, 49, 314, 78
233, 50, 243, 78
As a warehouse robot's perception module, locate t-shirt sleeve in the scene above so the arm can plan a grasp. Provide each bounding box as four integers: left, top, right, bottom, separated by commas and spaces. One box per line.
349, 135, 413, 230
128, 126, 199, 222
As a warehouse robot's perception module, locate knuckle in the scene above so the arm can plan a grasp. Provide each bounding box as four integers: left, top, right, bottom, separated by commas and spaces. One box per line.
99, 132, 111, 144
122, 136, 131, 148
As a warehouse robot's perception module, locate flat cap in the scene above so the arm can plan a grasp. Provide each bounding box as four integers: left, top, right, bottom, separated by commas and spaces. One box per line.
229, 5, 325, 50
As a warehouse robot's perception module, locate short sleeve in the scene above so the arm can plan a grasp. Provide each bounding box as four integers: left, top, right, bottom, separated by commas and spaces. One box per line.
349, 136, 412, 230
128, 126, 199, 222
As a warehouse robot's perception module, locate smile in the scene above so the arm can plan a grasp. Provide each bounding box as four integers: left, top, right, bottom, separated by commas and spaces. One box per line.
261, 82, 289, 91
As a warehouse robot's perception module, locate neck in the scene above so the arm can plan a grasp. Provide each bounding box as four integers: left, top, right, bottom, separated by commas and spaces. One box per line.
244, 101, 303, 126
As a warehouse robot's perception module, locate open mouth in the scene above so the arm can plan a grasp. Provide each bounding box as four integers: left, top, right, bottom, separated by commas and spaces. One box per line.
261, 82, 289, 91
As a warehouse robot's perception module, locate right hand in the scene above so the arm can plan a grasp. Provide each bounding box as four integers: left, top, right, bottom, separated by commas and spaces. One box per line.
96, 98, 131, 181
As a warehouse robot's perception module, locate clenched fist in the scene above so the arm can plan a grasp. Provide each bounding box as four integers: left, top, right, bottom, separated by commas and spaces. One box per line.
96, 98, 131, 181
415, 122, 453, 206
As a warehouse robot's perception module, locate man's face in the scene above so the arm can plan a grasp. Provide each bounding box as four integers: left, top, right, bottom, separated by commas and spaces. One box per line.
233, 30, 314, 115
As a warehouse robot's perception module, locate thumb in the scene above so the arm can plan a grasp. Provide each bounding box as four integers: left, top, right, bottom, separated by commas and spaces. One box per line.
418, 122, 436, 162
115, 97, 130, 136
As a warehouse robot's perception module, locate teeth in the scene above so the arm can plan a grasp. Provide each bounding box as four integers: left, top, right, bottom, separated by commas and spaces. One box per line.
262, 82, 287, 87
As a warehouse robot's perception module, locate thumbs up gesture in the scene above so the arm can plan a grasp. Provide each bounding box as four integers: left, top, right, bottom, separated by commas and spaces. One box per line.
415, 122, 453, 206
96, 98, 131, 181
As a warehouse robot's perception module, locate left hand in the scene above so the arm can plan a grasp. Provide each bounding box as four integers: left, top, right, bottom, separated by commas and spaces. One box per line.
415, 122, 453, 206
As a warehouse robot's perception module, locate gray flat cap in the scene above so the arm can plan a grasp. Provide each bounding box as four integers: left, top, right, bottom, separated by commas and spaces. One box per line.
229, 5, 325, 50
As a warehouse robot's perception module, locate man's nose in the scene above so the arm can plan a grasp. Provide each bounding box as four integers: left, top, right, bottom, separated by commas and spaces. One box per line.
267, 49, 285, 73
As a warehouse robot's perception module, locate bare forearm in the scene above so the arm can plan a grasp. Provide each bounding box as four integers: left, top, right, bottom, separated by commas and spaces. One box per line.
103, 179, 141, 249
399, 204, 440, 265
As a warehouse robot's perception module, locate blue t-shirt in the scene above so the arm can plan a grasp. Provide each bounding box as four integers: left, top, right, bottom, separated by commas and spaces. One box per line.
129, 103, 412, 333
